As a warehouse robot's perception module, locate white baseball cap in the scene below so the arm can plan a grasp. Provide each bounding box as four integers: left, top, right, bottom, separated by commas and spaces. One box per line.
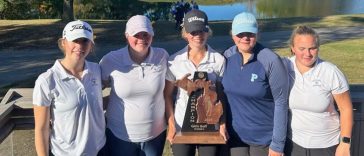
62, 20, 94, 43
125, 15, 154, 36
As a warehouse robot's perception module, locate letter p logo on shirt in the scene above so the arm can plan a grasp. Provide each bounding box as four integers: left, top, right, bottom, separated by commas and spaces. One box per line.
251, 74, 258, 82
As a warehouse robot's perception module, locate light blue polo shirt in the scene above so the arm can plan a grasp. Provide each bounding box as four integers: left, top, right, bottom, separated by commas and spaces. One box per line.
222, 43, 288, 153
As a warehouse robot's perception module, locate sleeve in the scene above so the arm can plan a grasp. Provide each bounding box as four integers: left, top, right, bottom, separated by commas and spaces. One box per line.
330, 65, 349, 94
280, 57, 290, 71
33, 76, 52, 107
281, 57, 294, 90
165, 59, 176, 82
216, 57, 226, 82
99, 55, 111, 82
160, 48, 169, 66
268, 56, 289, 153
160, 49, 170, 75
223, 46, 236, 58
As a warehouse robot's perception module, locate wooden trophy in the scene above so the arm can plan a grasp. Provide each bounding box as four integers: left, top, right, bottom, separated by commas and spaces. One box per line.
173, 71, 225, 144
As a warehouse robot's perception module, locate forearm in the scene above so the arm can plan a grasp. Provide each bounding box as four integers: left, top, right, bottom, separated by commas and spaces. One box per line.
164, 80, 176, 127
165, 96, 175, 127
336, 109, 353, 155
269, 81, 289, 152
268, 58, 289, 153
270, 99, 288, 153
339, 106, 353, 138
164, 80, 179, 143
33, 106, 50, 156
102, 80, 110, 110
34, 128, 49, 156
334, 91, 353, 138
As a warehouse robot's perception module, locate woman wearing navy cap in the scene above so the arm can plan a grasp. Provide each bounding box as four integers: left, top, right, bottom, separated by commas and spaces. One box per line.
33, 20, 106, 156
222, 12, 288, 156
165, 9, 227, 156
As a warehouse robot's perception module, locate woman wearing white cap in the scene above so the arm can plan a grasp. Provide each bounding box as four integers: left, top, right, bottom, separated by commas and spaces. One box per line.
222, 12, 288, 156
165, 9, 227, 156
99, 15, 168, 156
33, 20, 106, 156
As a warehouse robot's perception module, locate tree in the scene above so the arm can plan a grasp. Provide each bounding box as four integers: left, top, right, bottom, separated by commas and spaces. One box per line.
62, 0, 74, 22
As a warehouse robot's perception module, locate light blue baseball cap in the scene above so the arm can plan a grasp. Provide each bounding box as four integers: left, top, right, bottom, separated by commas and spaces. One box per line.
232, 12, 258, 35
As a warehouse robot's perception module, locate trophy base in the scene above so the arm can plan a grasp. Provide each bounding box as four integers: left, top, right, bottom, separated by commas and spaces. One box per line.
173, 131, 226, 144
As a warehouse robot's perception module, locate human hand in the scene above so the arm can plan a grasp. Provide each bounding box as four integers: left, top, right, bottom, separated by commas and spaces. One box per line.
219, 123, 229, 141
174, 73, 196, 95
335, 143, 350, 156
268, 148, 284, 156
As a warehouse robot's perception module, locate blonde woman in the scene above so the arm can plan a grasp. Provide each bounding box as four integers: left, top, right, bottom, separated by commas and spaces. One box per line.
284, 25, 353, 156
165, 9, 227, 156
33, 20, 106, 156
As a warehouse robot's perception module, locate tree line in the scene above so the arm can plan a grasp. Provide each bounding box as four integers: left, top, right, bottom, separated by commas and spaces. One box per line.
0, 0, 172, 21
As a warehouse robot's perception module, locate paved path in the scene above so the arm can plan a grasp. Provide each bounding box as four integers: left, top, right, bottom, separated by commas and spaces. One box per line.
1, 26, 364, 89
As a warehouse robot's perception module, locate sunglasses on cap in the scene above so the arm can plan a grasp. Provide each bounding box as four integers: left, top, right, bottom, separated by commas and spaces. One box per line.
190, 30, 207, 36
236, 32, 256, 38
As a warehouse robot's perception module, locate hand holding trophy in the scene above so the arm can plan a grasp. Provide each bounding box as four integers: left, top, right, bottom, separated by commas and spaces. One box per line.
173, 71, 225, 144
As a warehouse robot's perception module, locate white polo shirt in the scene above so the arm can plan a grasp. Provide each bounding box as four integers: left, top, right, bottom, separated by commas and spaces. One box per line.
166, 45, 225, 131
100, 46, 168, 142
33, 60, 106, 156
284, 56, 349, 148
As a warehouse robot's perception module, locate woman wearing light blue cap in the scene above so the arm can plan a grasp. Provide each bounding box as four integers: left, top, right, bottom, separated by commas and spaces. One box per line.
221, 12, 289, 156
33, 20, 106, 156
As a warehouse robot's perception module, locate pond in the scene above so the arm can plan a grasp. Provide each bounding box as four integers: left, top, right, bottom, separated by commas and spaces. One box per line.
200, 0, 364, 20
1, 0, 363, 20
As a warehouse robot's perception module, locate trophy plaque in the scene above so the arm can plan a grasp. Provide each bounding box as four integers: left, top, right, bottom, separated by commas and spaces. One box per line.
173, 71, 225, 144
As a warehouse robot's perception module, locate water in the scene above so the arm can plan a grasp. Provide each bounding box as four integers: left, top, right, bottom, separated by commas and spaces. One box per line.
199, 3, 253, 21
0, 0, 363, 20
198, 0, 364, 20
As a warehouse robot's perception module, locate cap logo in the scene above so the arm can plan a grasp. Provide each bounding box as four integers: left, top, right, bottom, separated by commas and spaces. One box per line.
188, 16, 205, 23
70, 24, 92, 33
235, 20, 256, 25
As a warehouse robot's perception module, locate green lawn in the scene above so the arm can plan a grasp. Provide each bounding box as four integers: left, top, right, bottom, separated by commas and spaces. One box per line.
161, 38, 364, 156
275, 38, 364, 84
1, 14, 363, 155
1, 14, 364, 50
2, 36, 363, 156
1, 14, 363, 95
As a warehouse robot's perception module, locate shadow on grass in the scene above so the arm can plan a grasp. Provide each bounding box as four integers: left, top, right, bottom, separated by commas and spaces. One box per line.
2, 14, 364, 51
0, 20, 64, 50
0, 76, 37, 101
349, 17, 364, 22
